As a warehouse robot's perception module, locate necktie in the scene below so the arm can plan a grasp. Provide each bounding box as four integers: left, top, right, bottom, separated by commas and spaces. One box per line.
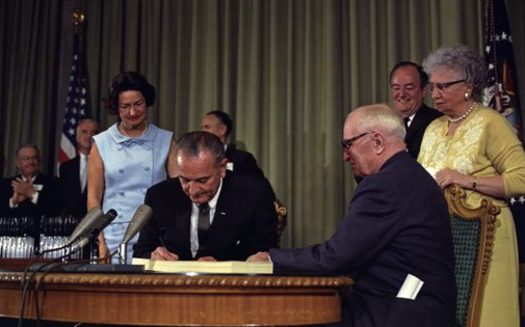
198, 203, 210, 250
80, 155, 87, 192
404, 117, 410, 129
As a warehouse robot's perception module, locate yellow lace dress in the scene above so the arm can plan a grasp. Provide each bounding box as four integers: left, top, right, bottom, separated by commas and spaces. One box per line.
418, 105, 525, 327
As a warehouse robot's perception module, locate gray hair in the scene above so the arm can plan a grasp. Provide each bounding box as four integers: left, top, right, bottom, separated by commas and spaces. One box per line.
76, 118, 99, 133
422, 45, 486, 101
175, 131, 226, 166
354, 104, 406, 140
15, 143, 40, 158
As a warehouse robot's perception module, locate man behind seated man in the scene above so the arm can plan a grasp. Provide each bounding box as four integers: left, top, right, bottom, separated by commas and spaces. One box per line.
0, 144, 63, 220
201, 110, 265, 178
248, 104, 456, 327
133, 131, 277, 261
390, 61, 442, 158
59, 118, 99, 217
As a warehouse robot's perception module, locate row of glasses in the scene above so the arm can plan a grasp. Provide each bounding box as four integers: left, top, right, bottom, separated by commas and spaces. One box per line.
40, 215, 82, 236
0, 215, 83, 259
0, 236, 35, 258
39, 235, 83, 259
0, 216, 36, 236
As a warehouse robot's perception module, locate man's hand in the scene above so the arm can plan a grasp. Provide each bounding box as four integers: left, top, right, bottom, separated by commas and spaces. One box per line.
197, 256, 217, 262
11, 177, 36, 198
151, 247, 179, 261
247, 251, 270, 262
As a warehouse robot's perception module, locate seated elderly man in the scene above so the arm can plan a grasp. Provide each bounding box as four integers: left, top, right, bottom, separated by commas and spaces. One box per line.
0, 144, 63, 220
133, 131, 277, 261
248, 104, 456, 327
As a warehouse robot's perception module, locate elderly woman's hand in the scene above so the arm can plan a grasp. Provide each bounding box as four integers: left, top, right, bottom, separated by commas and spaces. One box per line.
435, 168, 471, 189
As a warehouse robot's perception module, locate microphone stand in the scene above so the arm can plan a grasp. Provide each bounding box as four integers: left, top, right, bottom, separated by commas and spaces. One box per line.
118, 242, 128, 264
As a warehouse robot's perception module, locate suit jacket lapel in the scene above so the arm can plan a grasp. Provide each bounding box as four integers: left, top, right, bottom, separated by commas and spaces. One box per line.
176, 195, 193, 258
406, 106, 428, 140
204, 176, 234, 251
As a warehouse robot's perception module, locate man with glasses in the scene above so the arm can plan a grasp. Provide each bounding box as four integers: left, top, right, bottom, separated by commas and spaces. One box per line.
248, 104, 456, 327
390, 61, 442, 159
0, 144, 63, 221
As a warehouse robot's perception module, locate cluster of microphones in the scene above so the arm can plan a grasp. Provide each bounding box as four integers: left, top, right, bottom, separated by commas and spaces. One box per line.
53, 204, 153, 264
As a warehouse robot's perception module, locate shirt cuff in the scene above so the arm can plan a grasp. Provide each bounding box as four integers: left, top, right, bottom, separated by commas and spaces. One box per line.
9, 198, 19, 209
31, 190, 39, 204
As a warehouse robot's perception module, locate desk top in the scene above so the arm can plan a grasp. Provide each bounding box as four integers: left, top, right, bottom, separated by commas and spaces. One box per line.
0, 270, 353, 326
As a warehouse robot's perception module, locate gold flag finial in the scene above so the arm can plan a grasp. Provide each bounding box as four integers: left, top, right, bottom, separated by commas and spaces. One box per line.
72, 10, 85, 29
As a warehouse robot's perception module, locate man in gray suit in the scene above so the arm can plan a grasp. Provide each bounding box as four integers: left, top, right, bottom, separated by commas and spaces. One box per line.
248, 104, 456, 327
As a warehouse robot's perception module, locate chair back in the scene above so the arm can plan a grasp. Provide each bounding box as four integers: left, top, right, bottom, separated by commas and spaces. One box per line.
444, 185, 499, 327
274, 199, 287, 247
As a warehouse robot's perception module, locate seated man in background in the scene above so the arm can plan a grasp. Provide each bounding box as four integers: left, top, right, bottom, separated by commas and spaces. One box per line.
248, 104, 456, 327
0, 144, 63, 220
59, 118, 99, 218
201, 110, 265, 178
133, 131, 277, 261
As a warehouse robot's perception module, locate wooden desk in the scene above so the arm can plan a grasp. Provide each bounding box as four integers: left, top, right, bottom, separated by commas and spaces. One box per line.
0, 271, 352, 326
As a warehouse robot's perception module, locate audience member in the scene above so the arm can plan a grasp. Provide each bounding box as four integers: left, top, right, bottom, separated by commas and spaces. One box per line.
133, 131, 277, 261
0, 144, 63, 220
201, 110, 265, 178
248, 104, 456, 327
87, 71, 176, 263
390, 61, 442, 158
418, 44, 525, 327
59, 118, 99, 218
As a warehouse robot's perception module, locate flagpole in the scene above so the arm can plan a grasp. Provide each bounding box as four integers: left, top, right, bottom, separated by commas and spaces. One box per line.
57, 9, 89, 166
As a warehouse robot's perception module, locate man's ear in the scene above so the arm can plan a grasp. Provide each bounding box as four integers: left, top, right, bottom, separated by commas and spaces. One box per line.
219, 158, 228, 177
219, 124, 228, 140
374, 133, 386, 154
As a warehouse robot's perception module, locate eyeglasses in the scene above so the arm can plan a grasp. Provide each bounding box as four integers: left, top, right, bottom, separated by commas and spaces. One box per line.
427, 79, 466, 92
119, 98, 146, 112
341, 132, 374, 150
19, 156, 39, 162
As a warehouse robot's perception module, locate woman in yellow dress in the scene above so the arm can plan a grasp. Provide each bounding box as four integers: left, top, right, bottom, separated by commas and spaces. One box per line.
418, 45, 525, 327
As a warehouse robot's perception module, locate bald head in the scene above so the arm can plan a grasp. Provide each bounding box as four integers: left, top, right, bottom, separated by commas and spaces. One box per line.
343, 104, 407, 176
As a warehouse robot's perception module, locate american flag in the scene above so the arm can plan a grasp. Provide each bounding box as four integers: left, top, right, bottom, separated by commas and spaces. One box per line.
483, 0, 525, 263
58, 29, 88, 164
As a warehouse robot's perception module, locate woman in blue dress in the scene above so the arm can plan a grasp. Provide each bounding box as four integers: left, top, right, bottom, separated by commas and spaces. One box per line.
87, 72, 175, 263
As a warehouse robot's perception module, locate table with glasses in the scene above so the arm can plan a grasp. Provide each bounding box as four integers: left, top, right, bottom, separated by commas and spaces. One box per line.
0, 215, 85, 260
0, 270, 353, 326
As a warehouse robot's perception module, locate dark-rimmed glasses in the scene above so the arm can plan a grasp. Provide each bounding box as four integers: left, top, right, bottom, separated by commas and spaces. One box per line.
427, 79, 465, 92
341, 132, 374, 150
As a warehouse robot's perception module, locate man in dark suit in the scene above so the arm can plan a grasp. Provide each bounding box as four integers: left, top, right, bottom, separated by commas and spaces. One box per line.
390, 61, 442, 159
133, 131, 277, 261
248, 104, 456, 327
201, 110, 265, 178
0, 144, 63, 220
59, 118, 99, 218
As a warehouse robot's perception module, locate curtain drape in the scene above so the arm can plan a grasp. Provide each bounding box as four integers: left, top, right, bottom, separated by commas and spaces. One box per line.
1, 0, 524, 248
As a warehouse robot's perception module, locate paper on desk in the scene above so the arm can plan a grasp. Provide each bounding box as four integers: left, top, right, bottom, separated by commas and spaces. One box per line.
396, 273, 424, 300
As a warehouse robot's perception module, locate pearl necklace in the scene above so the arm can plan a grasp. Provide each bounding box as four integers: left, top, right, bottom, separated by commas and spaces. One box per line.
448, 102, 477, 123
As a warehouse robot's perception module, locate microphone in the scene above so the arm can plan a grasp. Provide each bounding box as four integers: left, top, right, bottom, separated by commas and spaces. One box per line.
73, 209, 118, 249
67, 208, 104, 244
118, 204, 153, 264
121, 204, 153, 244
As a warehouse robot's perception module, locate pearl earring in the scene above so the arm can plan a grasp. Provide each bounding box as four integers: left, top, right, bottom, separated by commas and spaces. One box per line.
464, 92, 470, 101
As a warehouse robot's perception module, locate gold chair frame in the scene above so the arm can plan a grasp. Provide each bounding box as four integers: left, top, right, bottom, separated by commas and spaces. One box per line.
444, 184, 499, 327
274, 200, 288, 247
